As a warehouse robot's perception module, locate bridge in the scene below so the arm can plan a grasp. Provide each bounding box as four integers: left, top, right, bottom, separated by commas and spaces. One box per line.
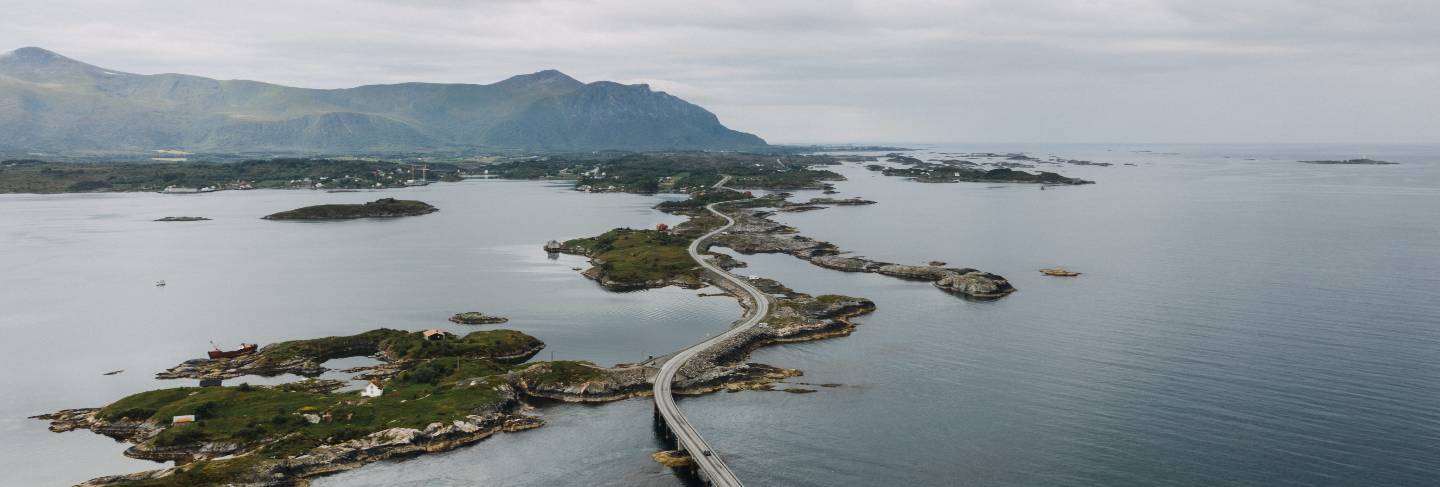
650, 175, 763, 486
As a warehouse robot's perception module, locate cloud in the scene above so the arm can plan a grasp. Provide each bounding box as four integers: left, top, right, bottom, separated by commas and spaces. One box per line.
1, 0, 1436, 143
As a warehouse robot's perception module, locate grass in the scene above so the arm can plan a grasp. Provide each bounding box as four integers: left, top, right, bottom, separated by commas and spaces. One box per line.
531, 361, 608, 386
98, 355, 514, 462
380, 330, 544, 361
564, 229, 701, 284
264, 328, 407, 362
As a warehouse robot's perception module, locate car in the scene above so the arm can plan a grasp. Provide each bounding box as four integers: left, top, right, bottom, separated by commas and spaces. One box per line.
702, 450, 713, 457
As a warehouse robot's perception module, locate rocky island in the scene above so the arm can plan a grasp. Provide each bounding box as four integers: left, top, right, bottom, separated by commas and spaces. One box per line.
1299, 158, 1399, 165
449, 312, 510, 325
262, 198, 437, 220
38, 328, 549, 486
868, 163, 1093, 185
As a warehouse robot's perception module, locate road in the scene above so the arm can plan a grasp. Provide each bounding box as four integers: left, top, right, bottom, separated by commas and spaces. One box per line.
650, 175, 763, 486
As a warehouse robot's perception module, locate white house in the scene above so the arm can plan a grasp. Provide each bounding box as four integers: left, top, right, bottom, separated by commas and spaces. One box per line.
361, 380, 384, 398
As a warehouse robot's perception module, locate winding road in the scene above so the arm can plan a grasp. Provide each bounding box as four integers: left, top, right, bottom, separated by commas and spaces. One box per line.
650, 175, 763, 486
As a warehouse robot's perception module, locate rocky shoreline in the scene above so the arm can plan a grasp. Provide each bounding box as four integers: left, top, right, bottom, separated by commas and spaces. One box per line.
36, 403, 542, 487
698, 195, 1016, 299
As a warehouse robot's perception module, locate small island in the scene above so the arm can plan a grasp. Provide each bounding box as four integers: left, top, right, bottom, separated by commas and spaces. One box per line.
1299, 158, 1399, 165
154, 216, 211, 222
262, 198, 438, 220
449, 312, 510, 325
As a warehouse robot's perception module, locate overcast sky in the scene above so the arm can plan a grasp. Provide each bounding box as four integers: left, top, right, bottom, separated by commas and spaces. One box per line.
2, 0, 1436, 144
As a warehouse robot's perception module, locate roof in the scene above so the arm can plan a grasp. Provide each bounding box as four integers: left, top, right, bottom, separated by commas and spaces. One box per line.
422, 329, 448, 338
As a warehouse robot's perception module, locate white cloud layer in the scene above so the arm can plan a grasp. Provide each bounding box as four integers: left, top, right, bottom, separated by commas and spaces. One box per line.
1, 0, 1436, 143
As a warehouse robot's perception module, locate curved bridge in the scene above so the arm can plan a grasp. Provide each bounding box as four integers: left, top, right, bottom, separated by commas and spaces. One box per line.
651, 178, 764, 486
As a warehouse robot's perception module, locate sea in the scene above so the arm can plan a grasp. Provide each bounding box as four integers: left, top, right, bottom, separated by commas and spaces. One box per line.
1, 143, 1437, 486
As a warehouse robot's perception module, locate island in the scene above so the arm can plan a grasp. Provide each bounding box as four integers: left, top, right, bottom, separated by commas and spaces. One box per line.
1299, 158, 1399, 165
36, 328, 548, 486
449, 312, 510, 325
262, 198, 437, 220
867, 164, 1093, 185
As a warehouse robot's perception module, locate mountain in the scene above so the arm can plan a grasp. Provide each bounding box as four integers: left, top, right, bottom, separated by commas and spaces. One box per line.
0, 47, 766, 153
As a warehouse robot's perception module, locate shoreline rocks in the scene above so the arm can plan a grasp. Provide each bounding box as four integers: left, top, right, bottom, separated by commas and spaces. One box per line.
707, 205, 1015, 300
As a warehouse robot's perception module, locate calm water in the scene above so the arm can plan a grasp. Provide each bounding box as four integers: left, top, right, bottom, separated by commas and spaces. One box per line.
4, 144, 1439, 486
0, 180, 727, 486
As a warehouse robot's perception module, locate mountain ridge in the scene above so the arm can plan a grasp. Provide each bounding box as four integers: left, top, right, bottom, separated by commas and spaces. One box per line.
0, 47, 766, 153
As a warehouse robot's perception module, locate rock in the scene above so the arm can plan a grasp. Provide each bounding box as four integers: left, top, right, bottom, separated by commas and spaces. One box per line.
262, 198, 438, 220
154, 216, 210, 222
934, 271, 1016, 299
1039, 268, 1081, 277
449, 312, 509, 325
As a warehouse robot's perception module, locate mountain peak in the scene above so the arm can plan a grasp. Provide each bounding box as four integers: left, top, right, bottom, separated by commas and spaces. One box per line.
3, 47, 78, 65
496, 69, 582, 88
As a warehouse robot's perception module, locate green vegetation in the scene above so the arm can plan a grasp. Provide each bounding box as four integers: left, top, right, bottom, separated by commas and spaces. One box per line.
86, 329, 545, 487
449, 312, 509, 325
563, 228, 701, 285
262, 198, 438, 220
530, 361, 608, 387
100, 361, 509, 457
492, 152, 845, 193
654, 188, 750, 212
0, 158, 459, 194
263, 328, 407, 363
380, 329, 544, 361
257, 328, 543, 364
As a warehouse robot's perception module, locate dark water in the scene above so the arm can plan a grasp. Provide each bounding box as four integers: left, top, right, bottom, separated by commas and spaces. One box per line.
5, 145, 1440, 486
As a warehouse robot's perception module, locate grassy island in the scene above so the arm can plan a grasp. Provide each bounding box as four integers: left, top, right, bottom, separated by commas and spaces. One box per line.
44, 328, 549, 486
262, 198, 438, 220
559, 228, 702, 289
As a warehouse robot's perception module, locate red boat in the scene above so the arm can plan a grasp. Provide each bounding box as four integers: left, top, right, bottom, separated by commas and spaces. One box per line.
208, 343, 257, 360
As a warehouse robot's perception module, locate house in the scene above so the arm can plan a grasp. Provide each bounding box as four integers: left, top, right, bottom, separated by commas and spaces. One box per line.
422, 329, 450, 340
172, 415, 196, 425
362, 380, 383, 398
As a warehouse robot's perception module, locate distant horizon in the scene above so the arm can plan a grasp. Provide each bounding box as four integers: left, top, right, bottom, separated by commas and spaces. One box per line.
3, 1, 1436, 145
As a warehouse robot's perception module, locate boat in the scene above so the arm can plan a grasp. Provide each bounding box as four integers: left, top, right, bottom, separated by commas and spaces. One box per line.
1039, 268, 1081, 277
155, 280, 166, 287
208, 342, 258, 359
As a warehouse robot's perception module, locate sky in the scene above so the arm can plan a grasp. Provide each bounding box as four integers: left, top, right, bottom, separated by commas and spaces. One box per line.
1, 0, 1436, 144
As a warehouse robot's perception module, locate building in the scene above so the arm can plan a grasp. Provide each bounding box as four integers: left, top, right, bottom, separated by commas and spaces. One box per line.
422, 329, 450, 340
172, 415, 196, 425
361, 380, 384, 398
